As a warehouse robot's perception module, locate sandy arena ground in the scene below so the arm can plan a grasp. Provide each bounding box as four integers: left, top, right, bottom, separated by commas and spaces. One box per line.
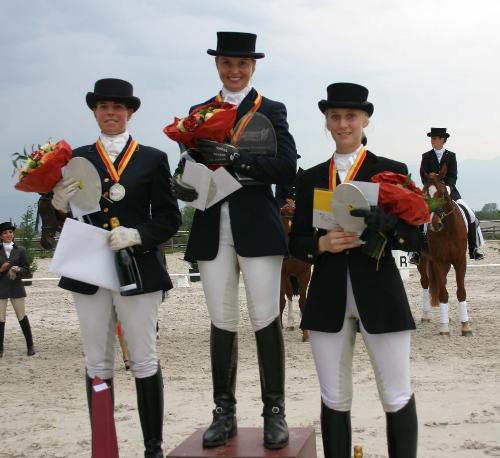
1, 242, 499, 457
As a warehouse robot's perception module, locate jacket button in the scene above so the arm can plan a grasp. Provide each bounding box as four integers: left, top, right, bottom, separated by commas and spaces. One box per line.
102, 223, 109, 229
103, 192, 109, 197
345, 250, 350, 255
103, 208, 109, 213
398, 237, 405, 244
104, 178, 110, 183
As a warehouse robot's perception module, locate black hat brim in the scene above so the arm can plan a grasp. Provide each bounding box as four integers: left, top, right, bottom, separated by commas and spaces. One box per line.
86, 93, 141, 112
0, 224, 16, 232
427, 132, 450, 138
207, 49, 265, 59
318, 100, 374, 117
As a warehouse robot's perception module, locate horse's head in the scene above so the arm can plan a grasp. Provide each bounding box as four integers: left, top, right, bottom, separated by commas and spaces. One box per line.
280, 198, 295, 235
421, 166, 452, 233
37, 193, 64, 249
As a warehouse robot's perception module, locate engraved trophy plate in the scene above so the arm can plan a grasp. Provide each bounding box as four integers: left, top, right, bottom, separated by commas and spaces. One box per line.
332, 182, 370, 234
62, 157, 102, 211
109, 183, 126, 201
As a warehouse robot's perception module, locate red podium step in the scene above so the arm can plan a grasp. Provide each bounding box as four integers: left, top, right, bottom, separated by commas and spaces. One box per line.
167, 427, 317, 458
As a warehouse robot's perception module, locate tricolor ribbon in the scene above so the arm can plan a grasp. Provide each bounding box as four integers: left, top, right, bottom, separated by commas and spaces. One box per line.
96, 138, 138, 182
328, 147, 367, 191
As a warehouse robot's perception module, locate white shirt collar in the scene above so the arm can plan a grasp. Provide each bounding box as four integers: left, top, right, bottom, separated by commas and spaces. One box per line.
221, 85, 252, 107
334, 145, 364, 171
434, 148, 445, 161
2, 242, 14, 247
99, 131, 130, 159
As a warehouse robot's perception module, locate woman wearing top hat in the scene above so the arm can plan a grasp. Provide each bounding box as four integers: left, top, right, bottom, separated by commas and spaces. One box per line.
0, 222, 34, 357
51, 78, 181, 457
172, 32, 297, 449
409, 127, 485, 264
288, 83, 419, 457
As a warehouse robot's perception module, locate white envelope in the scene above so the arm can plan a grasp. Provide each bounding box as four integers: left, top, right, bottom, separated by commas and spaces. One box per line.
49, 218, 120, 291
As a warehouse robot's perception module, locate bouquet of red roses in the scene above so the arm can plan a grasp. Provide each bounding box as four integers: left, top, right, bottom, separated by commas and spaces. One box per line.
12, 140, 73, 193
371, 172, 430, 225
360, 172, 430, 268
163, 100, 237, 148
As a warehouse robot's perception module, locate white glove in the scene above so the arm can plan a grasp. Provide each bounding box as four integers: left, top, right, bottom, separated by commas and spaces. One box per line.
51, 178, 80, 212
109, 226, 142, 251
7, 267, 18, 280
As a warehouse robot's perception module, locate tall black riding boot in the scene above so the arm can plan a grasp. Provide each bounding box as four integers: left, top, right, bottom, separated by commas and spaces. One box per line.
135, 365, 164, 458
203, 323, 238, 448
255, 317, 289, 449
468, 222, 484, 260
0, 321, 5, 358
386, 394, 418, 458
320, 401, 351, 458
19, 315, 35, 356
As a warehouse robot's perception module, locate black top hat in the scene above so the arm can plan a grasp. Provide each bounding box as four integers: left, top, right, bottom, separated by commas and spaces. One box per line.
207, 32, 265, 59
427, 127, 450, 138
86, 78, 141, 112
0, 222, 16, 233
318, 83, 374, 117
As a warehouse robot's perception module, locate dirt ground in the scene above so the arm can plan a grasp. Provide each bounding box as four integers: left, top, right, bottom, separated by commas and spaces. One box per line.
1, 242, 499, 457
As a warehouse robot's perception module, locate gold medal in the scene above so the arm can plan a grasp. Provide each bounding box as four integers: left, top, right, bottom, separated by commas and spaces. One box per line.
109, 183, 126, 201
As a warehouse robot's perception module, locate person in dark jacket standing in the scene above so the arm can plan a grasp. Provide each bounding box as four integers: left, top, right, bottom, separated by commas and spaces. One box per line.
51, 78, 181, 457
172, 32, 297, 449
289, 83, 418, 458
0, 221, 34, 357
411, 127, 484, 262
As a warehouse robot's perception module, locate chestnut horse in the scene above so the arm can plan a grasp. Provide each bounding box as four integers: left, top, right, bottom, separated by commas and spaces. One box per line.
417, 166, 472, 336
280, 199, 312, 342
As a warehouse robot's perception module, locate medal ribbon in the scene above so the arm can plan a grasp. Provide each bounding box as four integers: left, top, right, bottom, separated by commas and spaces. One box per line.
95, 138, 138, 182
328, 147, 367, 191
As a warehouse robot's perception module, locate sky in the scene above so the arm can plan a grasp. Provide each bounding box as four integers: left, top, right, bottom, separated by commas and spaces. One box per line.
2, 0, 500, 223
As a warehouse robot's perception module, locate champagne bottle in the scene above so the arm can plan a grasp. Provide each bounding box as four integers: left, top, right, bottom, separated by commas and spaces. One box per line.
354, 445, 363, 457
110, 217, 143, 296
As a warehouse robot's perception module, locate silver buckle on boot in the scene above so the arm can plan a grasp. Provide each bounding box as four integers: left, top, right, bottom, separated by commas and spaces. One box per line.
272, 406, 280, 414
215, 406, 224, 414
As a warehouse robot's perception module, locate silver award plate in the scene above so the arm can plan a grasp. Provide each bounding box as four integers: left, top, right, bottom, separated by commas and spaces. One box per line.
109, 182, 126, 201
332, 182, 370, 233
63, 157, 102, 211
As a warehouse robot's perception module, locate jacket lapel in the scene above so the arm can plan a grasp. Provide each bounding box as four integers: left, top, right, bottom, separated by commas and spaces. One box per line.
235, 88, 258, 124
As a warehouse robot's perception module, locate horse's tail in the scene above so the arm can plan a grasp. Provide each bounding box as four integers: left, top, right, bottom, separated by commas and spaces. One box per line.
427, 261, 440, 307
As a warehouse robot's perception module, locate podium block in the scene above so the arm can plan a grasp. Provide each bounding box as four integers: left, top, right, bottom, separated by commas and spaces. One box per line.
167, 427, 317, 458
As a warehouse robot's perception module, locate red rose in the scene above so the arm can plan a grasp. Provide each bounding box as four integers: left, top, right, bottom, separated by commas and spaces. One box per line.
182, 115, 199, 132
31, 151, 43, 161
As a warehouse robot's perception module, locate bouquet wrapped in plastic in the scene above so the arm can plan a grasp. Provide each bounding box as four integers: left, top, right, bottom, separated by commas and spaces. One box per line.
13, 140, 73, 193
163, 100, 237, 148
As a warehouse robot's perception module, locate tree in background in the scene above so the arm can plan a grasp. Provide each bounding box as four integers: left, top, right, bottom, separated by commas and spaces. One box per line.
179, 205, 195, 232
476, 203, 500, 220
15, 204, 38, 275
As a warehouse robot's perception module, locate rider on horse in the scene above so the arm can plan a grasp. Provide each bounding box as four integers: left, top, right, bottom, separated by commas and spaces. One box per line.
410, 127, 485, 264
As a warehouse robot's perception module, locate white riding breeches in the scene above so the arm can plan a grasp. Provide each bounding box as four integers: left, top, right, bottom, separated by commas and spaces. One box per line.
456, 199, 484, 246
198, 202, 283, 333
309, 273, 413, 413
73, 288, 161, 379
0, 297, 26, 321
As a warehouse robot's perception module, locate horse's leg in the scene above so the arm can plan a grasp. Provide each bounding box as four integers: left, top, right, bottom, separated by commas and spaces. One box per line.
286, 296, 294, 330
418, 258, 431, 322
454, 258, 472, 337
298, 267, 311, 342
437, 263, 451, 336
279, 270, 286, 328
